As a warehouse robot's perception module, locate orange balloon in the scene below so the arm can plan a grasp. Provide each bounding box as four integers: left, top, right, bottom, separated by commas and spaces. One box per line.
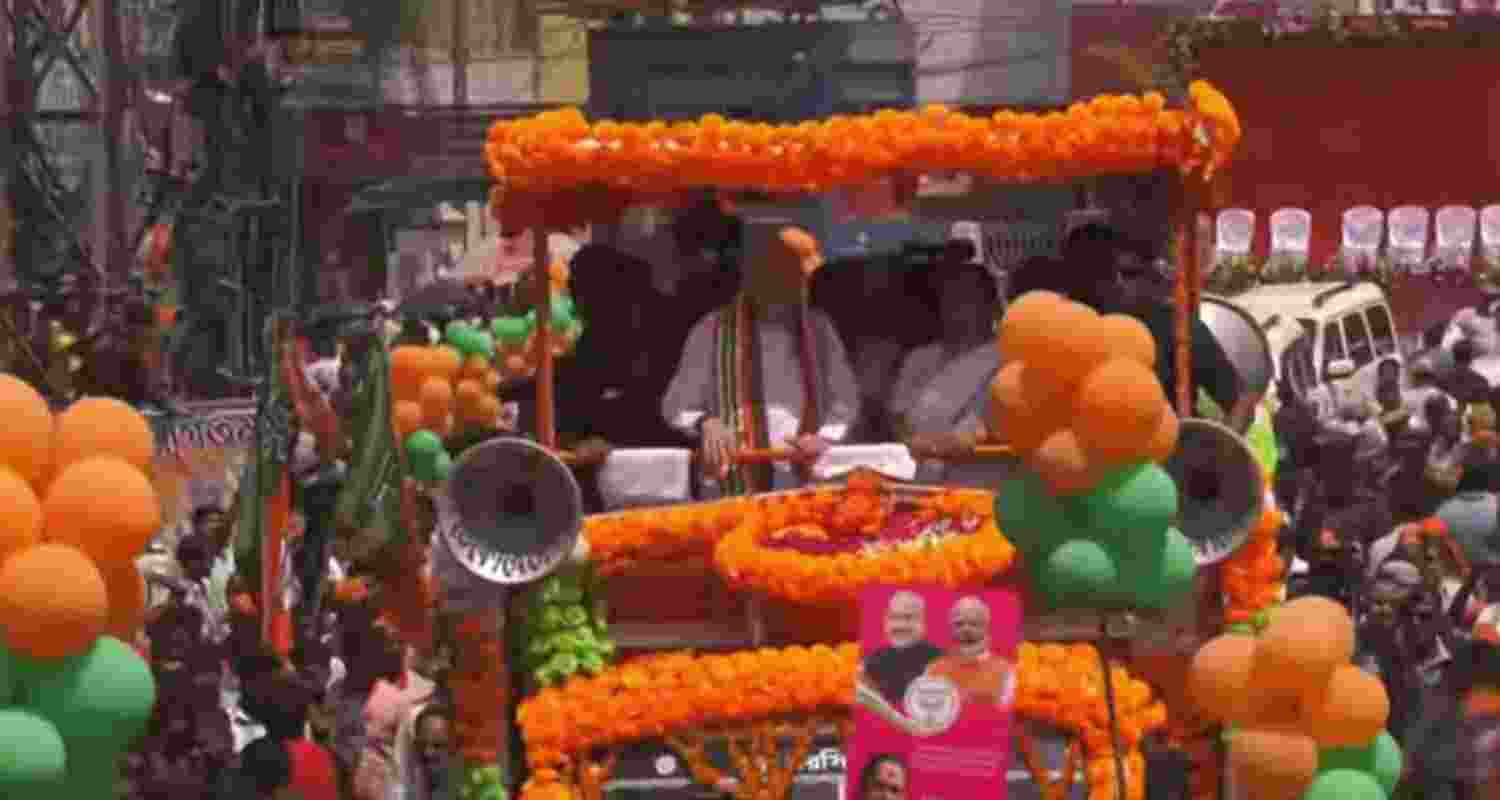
1047, 310, 1116, 389
102, 562, 147, 640
1143, 409, 1181, 463
1073, 358, 1169, 464
1301, 664, 1390, 748
428, 347, 464, 382
483, 369, 503, 391
455, 380, 486, 419
1012, 301, 1103, 391
1098, 313, 1157, 367
476, 395, 503, 426
461, 354, 490, 381
1226, 729, 1319, 800
1029, 429, 1102, 495
392, 401, 424, 440
418, 377, 454, 430
0, 543, 108, 659
997, 291, 1067, 362
53, 396, 155, 474
1251, 596, 1356, 696
0, 374, 54, 487
43, 457, 162, 567
390, 346, 429, 398
0, 466, 42, 565
1187, 634, 1258, 723
988, 362, 1072, 454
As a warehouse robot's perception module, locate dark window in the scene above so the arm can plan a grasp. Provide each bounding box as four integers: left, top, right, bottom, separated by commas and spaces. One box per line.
1344, 312, 1374, 368
1367, 305, 1397, 356
1323, 322, 1346, 367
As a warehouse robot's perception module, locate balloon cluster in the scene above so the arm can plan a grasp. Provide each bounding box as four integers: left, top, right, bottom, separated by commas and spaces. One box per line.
1189, 597, 1400, 800
391, 345, 509, 483
0, 377, 159, 793
990, 291, 1192, 610
489, 293, 583, 381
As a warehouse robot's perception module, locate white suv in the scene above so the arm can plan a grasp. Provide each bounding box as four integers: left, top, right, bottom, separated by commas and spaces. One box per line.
1227, 281, 1404, 410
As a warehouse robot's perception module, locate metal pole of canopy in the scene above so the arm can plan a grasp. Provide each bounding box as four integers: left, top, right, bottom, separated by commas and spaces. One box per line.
1174, 177, 1204, 418
532, 227, 556, 449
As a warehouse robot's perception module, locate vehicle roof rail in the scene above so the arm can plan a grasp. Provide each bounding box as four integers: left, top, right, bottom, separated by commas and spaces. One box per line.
1260, 313, 1281, 331
1311, 282, 1358, 310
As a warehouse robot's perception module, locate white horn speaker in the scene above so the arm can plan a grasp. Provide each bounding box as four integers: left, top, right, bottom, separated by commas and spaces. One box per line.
438, 437, 583, 584
1163, 418, 1265, 566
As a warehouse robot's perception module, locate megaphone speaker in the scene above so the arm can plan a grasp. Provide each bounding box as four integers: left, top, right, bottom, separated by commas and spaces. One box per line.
1163, 419, 1265, 566
438, 437, 583, 584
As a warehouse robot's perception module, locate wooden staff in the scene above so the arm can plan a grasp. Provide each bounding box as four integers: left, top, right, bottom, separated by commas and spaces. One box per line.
532, 228, 557, 450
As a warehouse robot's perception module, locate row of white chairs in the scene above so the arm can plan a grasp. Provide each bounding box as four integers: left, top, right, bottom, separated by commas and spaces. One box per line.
1214, 205, 1500, 270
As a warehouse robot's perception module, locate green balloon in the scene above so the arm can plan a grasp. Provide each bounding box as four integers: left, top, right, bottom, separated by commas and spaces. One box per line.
0, 709, 66, 790
1038, 539, 1119, 607
0, 641, 16, 706
1074, 462, 1178, 543
1321, 732, 1402, 796
1301, 769, 1386, 800
404, 430, 445, 463
471, 331, 496, 359
23, 637, 156, 750
445, 320, 475, 345
1121, 526, 1198, 609
432, 451, 454, 483
550, 296, 576, 330
491, 316, 530, 345
996, 470, 1077, 561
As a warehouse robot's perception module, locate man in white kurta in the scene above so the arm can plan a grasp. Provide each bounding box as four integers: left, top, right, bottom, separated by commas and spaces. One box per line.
661, 224, 861, 493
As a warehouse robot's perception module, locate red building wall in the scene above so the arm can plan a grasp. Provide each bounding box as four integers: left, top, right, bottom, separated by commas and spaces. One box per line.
1197, 46, 1500, 268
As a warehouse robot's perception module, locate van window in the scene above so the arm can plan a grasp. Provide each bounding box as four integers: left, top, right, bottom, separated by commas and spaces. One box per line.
1323, 322, 1346, 367
1367, 305, 1396, 356
1281, 337, 1316, 398
1343, 312, 1374, 367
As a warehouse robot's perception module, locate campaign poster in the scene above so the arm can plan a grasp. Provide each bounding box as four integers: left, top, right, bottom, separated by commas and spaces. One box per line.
849, 585, 1023, 800
604, 736, 845, 800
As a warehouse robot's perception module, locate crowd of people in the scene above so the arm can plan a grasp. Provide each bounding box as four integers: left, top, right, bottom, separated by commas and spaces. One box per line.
128, 503, 458, 800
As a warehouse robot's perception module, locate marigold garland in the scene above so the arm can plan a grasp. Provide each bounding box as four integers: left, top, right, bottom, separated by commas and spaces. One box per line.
450, 612, 508, 765
516, 642, 1166, 800
713, 487, 1016, 605
582, 497, 752, 575
483, 83, 1239, 230
1220, 484, 1285, 625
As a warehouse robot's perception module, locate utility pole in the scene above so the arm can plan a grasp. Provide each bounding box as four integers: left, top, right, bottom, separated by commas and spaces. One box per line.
0, 0, 12, 290
453, 0, 469, 105
90, 0, 130, 283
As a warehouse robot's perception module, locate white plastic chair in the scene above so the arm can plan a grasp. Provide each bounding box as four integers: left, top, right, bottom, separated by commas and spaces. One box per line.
1214, 208, 1255, 264
1387, 206, 1431, 274
1435, 205, 1478, 272
1480, 205, 1500, 269
1340, 206, 1383, 274
1269, 207, 1311, 277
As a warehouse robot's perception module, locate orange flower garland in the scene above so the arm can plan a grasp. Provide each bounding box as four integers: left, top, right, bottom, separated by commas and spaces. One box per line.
484, 83, 1241, 230
713, 488, 1016, 605
1220, 485, 1285, 625
516, 642, 1166, 800
451, 612, 509, 764
582, 497, 751, 575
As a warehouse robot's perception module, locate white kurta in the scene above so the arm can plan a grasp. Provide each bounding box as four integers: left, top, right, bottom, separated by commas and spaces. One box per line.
893, 345, 1012, 489
662, 304, 860, 491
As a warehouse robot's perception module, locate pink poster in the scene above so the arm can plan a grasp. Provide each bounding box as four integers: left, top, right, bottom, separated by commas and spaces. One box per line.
848, 585, 1023, 800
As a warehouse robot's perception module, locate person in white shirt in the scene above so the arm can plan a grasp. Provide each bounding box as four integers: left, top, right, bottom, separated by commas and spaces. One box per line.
888, 258, 1005, 488
662, 223, 860, 495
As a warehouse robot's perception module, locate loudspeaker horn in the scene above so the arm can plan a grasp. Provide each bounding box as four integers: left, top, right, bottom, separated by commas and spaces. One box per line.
438, 437, 583, 585
1163, 418, 1265, 566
